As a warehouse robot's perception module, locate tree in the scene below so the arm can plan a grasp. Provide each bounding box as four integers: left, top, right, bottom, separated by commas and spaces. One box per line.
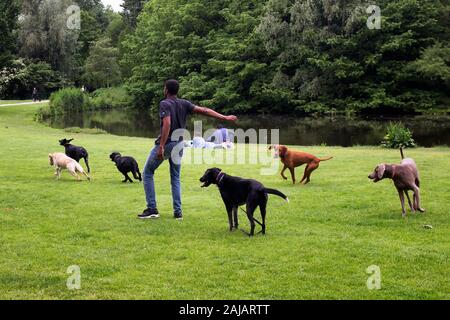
0, 0, 20, 68
106, 12, 126, 47
83, 38, 122, 89
257, 0, 450, 113
121, 0, 149, 28
18, 0, 80, 76
76, 0, 109, 30
0, 59, 66, 99
77, 10, 104, 63
121, 0, 268, 111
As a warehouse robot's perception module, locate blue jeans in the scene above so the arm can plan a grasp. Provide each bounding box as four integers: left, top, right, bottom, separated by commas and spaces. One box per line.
143, 142, 184, 213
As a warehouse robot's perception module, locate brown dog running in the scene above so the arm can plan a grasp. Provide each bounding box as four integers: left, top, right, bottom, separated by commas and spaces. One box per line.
368, 158, 425, 217
269, 145, 333, 184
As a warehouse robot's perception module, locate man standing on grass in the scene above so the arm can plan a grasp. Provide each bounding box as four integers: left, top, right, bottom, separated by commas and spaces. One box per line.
138, 79, 237, 220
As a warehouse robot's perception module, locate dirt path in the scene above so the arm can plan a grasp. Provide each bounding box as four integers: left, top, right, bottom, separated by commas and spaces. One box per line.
0, 100, 49, 107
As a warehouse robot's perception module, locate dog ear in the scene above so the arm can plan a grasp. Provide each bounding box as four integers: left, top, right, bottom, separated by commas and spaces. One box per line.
68, 139, 74, 142
377, 164, 386, 180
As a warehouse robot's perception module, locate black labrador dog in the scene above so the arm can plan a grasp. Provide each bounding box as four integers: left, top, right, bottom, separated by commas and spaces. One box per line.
110, 152, 142, 183
200, 168, 289, 236
59, 138, 90, 173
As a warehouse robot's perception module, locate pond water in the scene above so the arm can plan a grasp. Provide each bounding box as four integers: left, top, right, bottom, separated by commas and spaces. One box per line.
44, 109, 450, 147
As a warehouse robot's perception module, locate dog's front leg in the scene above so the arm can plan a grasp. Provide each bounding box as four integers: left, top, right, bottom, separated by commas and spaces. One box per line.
289, 167, 296, 184
280, 165, 288, 180
56, 167, 62, 180
226, 206, 233, 232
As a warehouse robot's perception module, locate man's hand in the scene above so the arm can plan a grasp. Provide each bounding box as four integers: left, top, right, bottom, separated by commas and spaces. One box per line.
157, 145, 165, 161
225, 115, 238, 122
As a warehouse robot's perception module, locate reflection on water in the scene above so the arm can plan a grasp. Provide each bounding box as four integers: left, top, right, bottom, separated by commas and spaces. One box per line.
44, 108, 450, 147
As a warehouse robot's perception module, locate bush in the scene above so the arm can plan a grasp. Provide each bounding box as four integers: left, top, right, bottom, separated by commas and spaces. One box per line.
35, 86, 131, 121
48, 88, 91, 114
381, 122, 416, 156
90, 86, 131, 109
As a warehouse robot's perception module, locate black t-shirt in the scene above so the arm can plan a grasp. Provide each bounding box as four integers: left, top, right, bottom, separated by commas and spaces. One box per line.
155, 97, 195, 145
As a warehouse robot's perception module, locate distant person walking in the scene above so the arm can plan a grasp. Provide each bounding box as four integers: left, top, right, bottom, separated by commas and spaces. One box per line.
32, 87, 38, 102
138, 79, 237, 220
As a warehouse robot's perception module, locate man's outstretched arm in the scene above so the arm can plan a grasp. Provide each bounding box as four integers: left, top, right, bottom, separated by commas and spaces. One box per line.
193, 106, 238, 122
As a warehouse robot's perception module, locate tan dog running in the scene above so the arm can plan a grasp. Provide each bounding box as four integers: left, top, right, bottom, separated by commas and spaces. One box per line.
49, 153, 90, 181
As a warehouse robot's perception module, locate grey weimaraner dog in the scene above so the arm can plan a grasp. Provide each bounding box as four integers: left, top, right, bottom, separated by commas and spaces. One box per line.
368, 158, 425, 217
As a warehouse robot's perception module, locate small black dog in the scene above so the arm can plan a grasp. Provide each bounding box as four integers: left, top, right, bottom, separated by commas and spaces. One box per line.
59, 138, 90, 173
110, 152, 142, 183
200, 168, 289, 236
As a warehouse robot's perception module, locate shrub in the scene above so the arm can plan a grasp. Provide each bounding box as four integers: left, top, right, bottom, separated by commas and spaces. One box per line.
381, 122, 416, 157
90, 86, 131, 109
49, 88, 91, 114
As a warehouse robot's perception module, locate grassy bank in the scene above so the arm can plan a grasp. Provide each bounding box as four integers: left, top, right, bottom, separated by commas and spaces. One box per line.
0, 103, 449, 299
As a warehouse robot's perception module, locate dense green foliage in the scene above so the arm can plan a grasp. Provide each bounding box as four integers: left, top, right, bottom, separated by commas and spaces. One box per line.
0, 0, 126, 99
121, 0, 271, 112
36, 86, 130, 120
258, 0, 450, 113
2, 0, 449, 113
122, 0, 450, 114
0, 0, 20, 68
19, 0, 79, 77
90, 86, 131, 109
48, 87, 91, 114
83, 38, 122, 89
121, 0, 149, 28
0, 59, 66, 99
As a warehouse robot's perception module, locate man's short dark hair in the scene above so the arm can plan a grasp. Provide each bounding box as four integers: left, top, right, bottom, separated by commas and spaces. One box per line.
165, 79, 179, 95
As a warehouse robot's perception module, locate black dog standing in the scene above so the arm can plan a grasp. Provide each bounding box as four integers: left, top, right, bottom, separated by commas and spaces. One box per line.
200, 168, 289, 236
110, 152, 142, 183
59, 138, 90, 173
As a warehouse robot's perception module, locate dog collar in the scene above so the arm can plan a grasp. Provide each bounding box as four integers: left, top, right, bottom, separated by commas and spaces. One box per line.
216, 172, 225, 185
391, 166, 396, 179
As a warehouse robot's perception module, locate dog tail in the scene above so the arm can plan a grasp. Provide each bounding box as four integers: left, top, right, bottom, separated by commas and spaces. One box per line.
84, 155, 90, 173
133, 161, 142, 181
265, 188, 289, 203
319, 156, 333, 162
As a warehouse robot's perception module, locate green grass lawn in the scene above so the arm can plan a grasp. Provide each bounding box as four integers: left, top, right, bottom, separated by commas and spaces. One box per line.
0, 103, 449, 300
